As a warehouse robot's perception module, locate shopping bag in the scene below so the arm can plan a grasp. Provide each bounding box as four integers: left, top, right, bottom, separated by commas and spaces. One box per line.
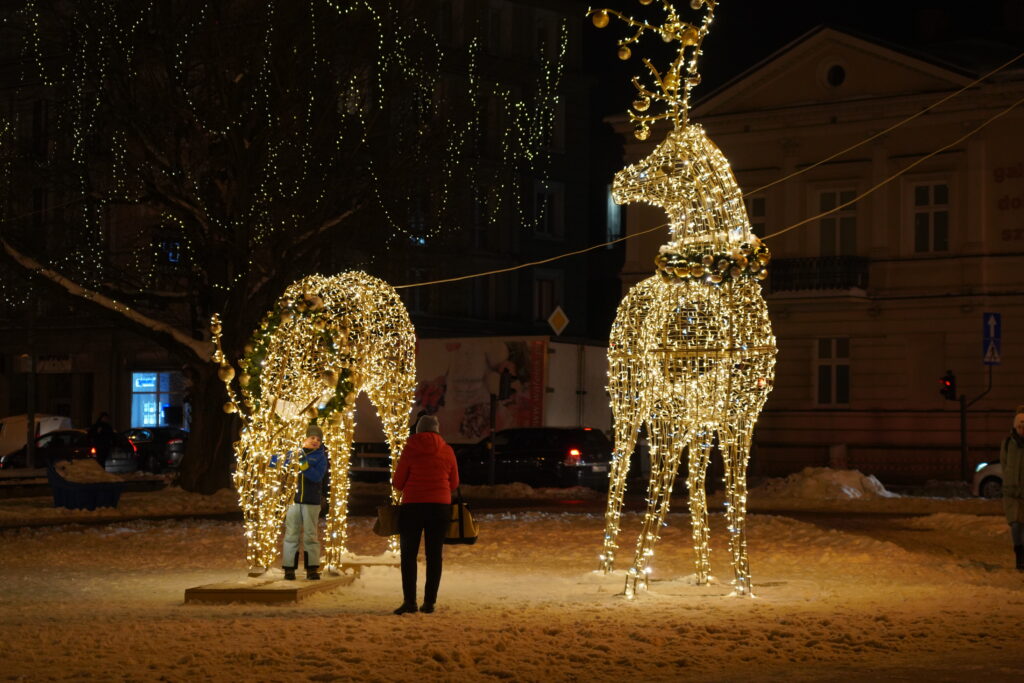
445, 491, 478, 545
372, 503, 400, 536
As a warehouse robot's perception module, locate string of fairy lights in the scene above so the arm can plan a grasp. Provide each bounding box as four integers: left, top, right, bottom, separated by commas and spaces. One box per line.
0, 3, 1020, 303
1, 0, 1022, 584
211, 272, 416, 570
0, 0, 568, 306
588, 0, 774, 599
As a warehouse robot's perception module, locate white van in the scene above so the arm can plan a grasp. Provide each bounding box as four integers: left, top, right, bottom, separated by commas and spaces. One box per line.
0, 414, 73, 458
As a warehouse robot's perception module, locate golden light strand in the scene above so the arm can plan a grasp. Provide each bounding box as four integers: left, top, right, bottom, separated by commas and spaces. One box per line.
211, 271, 415, 571
592, 1, 775, 599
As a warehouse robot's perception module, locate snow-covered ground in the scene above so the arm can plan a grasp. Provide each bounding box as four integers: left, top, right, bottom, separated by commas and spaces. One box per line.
1, 468, 1021, 681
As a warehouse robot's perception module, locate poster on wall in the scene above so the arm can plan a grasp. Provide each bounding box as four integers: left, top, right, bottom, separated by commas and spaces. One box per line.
411, 338, 546, 444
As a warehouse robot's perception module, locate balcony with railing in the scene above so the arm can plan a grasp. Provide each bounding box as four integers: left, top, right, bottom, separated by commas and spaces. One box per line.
766, 256, 869, 295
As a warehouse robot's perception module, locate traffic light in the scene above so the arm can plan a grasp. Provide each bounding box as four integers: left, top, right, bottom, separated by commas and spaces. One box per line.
939, 371, 957, 401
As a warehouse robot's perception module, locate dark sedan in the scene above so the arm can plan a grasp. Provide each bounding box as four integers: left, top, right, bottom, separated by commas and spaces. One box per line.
124, 427, 188, 472
457, 427, 612, 489
0, 429, 139, 473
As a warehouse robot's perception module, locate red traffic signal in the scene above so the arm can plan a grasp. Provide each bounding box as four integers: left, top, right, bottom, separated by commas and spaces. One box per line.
939, 371, 957, 401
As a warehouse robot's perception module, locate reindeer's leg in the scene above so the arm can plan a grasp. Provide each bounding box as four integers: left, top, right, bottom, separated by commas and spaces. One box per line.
624, 413, 685, 598
599, 412, 641, 573
686, 434, 713, 585
722, 428, 753, 595
370, 387, 413, 556
322, 407, 357, 569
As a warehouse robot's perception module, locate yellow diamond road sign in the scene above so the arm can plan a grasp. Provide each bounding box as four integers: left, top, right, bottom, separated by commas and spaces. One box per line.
547, 305, 569, 336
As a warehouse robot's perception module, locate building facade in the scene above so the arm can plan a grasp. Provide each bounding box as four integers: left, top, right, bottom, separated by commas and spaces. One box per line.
617, 27, 1024, 483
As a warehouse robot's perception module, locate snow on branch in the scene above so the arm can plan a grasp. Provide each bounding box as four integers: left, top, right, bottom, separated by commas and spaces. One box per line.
1, 237, 213, 362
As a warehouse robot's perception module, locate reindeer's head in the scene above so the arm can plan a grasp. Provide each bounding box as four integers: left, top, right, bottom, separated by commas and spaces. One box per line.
613, 123, 752, 250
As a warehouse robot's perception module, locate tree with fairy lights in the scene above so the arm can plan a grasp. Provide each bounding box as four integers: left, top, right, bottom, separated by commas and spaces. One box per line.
0, 1, 567, 493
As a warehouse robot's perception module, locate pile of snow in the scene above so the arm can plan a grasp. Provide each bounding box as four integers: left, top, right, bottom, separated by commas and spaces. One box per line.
752, 467, 899, 500
53, 458, 122, 483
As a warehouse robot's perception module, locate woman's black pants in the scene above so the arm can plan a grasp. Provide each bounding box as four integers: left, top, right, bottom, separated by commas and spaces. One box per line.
398, 503, 449, 606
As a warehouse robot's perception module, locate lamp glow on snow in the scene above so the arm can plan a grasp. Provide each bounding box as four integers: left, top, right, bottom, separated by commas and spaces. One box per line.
590, 0, 776, 598
211, 272, 415, 572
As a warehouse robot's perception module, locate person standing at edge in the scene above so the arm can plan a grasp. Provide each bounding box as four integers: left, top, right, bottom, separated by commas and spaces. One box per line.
392, 414, 459, 615
88, 412, 115, 468
1000, 407, 1024, 571
272, 424, 329, 580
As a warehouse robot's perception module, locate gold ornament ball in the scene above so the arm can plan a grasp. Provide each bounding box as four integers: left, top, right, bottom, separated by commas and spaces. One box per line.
218, 365, 236, 383
681, 27, 700, 46
210, 323, 222, 335
640, 0, 653, 5
701, 254, 714, 266
592, 12, 609, 28
239, 372, 251, 387
243, 343, 254, 355
280, 310, 293, 324
314, 318, 327, 331
633, 98, 650, 112
618, 45, 632, 60
691, 0, 703, 9
223, 401, 238, 414
322, 369, 339, 388
634, 126, 650, 141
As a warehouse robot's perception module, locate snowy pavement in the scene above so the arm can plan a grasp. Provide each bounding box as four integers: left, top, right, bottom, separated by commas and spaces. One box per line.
1, 469, 1021, 681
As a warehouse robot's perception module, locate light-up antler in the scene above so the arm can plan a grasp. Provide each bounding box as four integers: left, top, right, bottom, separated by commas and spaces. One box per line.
587, 0, 717, 138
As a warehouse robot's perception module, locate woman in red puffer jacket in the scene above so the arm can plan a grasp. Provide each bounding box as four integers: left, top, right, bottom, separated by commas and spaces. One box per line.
391, 414, 459, 615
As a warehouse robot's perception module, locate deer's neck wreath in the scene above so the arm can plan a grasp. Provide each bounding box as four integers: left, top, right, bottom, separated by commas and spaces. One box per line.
211, 272, 415, 570
590, 0, 776, 598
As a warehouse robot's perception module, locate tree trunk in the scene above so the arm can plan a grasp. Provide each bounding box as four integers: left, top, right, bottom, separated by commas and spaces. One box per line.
177, 362, 238, 494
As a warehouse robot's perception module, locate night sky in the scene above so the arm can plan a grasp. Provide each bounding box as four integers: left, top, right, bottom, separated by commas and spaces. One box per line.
587, 0, 1024, 117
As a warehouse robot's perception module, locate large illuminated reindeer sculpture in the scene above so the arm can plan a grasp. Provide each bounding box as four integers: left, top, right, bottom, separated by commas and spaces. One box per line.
211, 272, 416, 573
589, 1, 776, 598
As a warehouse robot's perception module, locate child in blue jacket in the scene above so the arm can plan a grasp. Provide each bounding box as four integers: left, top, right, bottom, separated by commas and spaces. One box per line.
272, 424, 329, 580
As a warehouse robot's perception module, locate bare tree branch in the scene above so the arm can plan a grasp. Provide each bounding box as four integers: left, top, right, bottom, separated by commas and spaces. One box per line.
1, 237, 213, 362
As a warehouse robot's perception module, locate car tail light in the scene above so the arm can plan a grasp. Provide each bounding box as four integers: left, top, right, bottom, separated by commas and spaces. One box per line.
564, 448, 582, 466
129, 440, 138, 454
167, 439, 183, 446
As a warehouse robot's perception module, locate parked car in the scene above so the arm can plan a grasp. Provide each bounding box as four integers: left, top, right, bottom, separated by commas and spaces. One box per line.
0, 414, 73, 459
0, 429, 139, 474
457, 427, 613, 489
972, 461, 1003, 498
124, 427, 188, 472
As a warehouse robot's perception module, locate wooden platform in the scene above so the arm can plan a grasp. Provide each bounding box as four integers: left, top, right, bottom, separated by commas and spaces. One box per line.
184, 558, 400, 604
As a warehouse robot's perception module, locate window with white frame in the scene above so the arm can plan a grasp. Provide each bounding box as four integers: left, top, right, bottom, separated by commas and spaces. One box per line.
816, 338, 850, 405
818, 189, 856, 256
912, 182, 949, 253
131, 371, 185, 427
744, 195, 766, 237
606, 184, 621, 246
